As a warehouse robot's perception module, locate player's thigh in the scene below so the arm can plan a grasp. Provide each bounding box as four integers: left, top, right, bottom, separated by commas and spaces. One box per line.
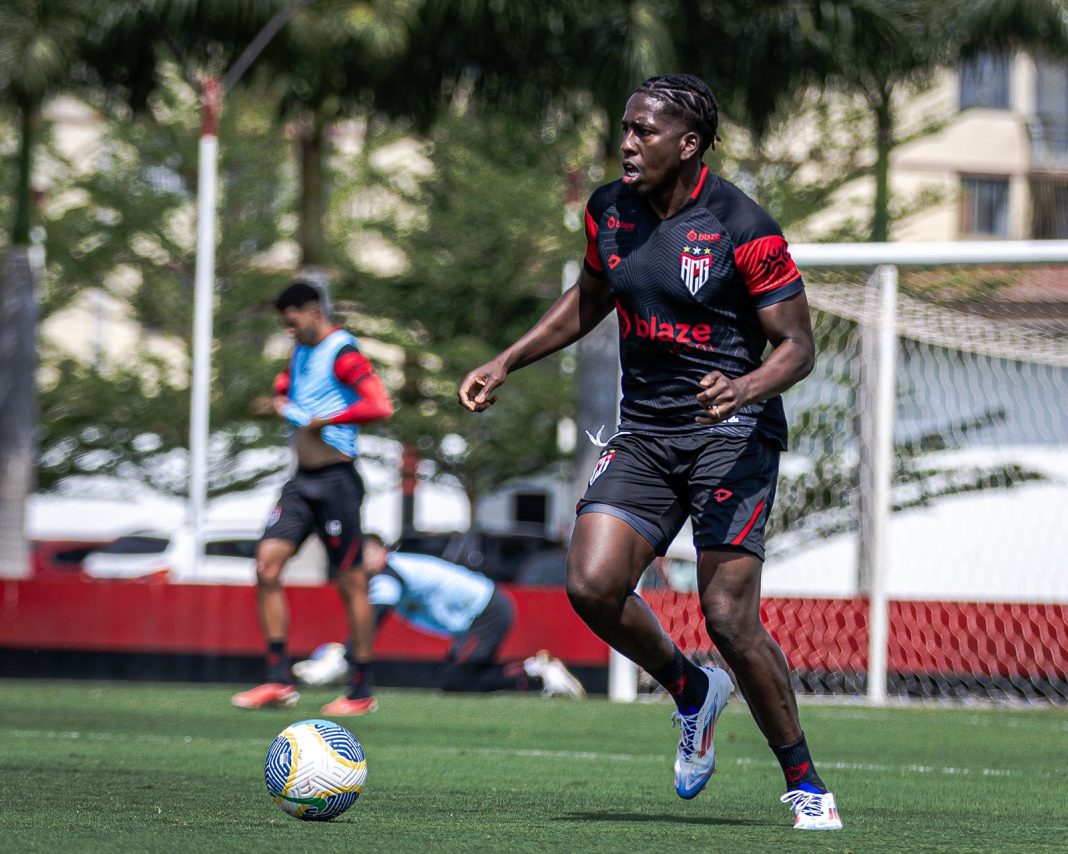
306, 464, 365, 576
688, 434, 779, 562
259, 481, 313, 579
576, 433, 687, 563
567, 512, 661, 599
695, 548, 764, 630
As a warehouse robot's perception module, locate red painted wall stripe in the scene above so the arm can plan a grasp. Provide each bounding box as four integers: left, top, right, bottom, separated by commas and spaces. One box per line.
3, 579, 1066, 678
0, 578, 609, 667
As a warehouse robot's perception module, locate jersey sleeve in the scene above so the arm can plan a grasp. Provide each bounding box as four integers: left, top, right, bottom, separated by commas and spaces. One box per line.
333, 345, 374, 385
582, 185, 618, 278
719, 190, 804, 308
272, 365, 290, 396
734, 233, 803, 307
583, 204, 604, 277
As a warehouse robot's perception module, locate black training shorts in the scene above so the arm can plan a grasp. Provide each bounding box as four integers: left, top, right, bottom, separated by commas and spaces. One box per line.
576, 431, 779, 560
262, 461, 365, 576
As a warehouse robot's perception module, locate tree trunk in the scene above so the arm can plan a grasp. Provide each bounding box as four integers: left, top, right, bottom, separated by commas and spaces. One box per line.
0, 247, 39, 578
297, 110, 328, 267
0, 100, 40, 578
870, 91, 894, 242
12, 102, 36, 245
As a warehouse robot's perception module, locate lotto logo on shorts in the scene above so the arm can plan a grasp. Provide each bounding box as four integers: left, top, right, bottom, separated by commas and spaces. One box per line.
267, 506, 281, 527
588, 450, 616, 486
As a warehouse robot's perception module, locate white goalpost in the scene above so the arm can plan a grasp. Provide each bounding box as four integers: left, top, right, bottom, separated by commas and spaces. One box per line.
608, 239, 1068, 705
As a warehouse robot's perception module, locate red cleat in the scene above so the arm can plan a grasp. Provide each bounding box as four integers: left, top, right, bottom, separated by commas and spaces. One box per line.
231, 682, 300, 709
321, 695, 379, 716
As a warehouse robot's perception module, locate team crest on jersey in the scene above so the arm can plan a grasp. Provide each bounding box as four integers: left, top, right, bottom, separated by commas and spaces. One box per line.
680, 247, 712, 295
588, 449, 616, 486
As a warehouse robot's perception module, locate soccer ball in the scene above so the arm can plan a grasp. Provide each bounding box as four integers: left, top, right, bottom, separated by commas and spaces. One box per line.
264, 719, 367, 821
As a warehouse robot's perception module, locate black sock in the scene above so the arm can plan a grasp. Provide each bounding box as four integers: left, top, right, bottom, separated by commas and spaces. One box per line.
771, 733, 826, 792
648, 647, 709, 715
266, 640, 291, 684
345, 656, 375, 700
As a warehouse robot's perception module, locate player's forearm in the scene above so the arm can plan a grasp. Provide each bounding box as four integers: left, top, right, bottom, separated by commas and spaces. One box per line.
326, 398, 393, 425
325, 379, 394, 425
503, 281, 612, 372
735, 338, 815, 405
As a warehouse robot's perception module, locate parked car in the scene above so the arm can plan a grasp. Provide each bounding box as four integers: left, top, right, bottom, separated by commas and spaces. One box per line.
31, 539, 112, 580
395, 527, 567, 585
82, 525, 327, 585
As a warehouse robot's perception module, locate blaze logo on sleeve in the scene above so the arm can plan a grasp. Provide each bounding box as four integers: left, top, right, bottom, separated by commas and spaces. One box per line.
588, 449, 616, 486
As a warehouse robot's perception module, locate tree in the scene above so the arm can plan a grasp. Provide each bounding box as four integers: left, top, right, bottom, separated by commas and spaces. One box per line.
331, 108, 581, 514
794, 0, 1068, 241
38, 79, 296, 496
0, 0, 91, 576
253, 0, 420, 267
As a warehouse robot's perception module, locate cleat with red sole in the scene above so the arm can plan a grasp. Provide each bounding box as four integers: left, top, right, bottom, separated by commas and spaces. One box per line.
321, 695, 379, 716
231, 682, 300, 709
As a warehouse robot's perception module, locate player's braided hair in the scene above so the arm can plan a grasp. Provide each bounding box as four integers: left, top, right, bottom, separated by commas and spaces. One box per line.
633, 74, 719, 155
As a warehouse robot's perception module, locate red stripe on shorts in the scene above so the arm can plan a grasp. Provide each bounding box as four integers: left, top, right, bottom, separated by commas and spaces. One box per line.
731, 499, 766, 546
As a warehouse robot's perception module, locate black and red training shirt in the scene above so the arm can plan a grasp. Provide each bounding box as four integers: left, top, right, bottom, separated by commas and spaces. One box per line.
583, 163, 804, 449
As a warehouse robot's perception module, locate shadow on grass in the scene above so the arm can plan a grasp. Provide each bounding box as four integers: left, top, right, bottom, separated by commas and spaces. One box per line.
557, 812, 772, 828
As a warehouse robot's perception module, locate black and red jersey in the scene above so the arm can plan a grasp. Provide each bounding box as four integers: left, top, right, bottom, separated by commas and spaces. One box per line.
583, 163, 804, 448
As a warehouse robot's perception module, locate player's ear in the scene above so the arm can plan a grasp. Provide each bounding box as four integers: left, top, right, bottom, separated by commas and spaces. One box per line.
679, 130, 700, 162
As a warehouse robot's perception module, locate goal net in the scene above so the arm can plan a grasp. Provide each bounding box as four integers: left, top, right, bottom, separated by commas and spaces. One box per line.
622, 241, 1068, 705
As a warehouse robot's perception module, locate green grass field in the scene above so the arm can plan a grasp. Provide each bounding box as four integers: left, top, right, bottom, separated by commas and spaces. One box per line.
1, 680, 1066, 853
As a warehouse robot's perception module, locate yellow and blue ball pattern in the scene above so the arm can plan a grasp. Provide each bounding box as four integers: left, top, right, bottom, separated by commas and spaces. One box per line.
265, 719, 367, 820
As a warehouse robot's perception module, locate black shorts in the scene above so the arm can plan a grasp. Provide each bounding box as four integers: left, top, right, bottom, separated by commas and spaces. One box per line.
576, 431, 779, 560
262, 462, 365, 576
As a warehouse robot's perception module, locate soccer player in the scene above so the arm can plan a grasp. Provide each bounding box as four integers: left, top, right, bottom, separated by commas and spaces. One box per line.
291, 534, 585, 699
458, 74, 842, 830
232, 280, 394, 717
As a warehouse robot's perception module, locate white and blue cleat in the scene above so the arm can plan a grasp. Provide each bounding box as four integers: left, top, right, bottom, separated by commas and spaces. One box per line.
672, 665, 734, 799
780, 785, 844, 829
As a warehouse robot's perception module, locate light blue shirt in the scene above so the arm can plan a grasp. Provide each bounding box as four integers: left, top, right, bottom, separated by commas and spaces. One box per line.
368, 552, 496, 637
287, 328, 361, 458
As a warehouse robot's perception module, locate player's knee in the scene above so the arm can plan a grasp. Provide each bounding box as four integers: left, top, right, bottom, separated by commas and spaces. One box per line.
703, 602, 758, 656
565, 563, 618, 620
255, 560, 284, 589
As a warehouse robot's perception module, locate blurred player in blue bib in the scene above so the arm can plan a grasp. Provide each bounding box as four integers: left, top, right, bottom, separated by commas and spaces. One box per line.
232, 280, 393, 717
293, 534, 585, 699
